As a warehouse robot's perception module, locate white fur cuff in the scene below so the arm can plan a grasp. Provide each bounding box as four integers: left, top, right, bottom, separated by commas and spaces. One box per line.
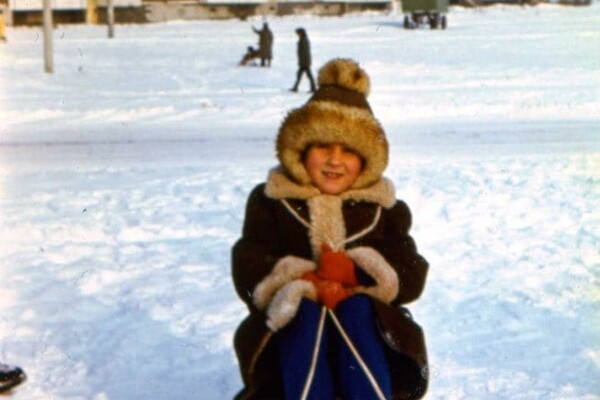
346, 246, 399, 304
253, 256, 317, 311
266, 280, 318, 332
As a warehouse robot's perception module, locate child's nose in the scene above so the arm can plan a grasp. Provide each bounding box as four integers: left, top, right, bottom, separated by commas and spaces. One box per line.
327, 145, 344, 164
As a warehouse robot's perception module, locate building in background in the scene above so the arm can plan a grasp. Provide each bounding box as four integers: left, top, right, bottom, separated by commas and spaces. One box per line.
5, 0, 144, 25
3, 0, 392, 25
1, 0, 590, 26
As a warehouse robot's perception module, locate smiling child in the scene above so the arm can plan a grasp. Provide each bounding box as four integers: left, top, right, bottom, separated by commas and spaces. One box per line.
232, 58, 429, 400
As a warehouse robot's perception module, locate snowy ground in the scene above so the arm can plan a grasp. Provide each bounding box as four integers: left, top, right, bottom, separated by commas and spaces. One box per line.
1, 3, 599, 400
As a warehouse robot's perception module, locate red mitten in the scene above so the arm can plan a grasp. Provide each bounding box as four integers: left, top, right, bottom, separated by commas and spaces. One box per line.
301, 272, 351, 309
300, 271, 320, 285
315, 280, 351, 310
318, 243, 359, 287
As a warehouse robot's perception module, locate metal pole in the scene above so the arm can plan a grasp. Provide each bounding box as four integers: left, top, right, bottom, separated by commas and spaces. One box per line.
42, 0, 53, 73
107, 0, 115, 38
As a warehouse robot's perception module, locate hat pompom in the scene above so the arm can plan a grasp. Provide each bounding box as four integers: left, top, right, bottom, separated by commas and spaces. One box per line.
317, 58, 370, 96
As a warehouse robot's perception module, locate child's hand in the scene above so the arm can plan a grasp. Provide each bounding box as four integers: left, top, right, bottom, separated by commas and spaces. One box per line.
315, 280, 351, 310
300, 271, 352, 309
318, 243, 359, 287
300, 271, 320, 285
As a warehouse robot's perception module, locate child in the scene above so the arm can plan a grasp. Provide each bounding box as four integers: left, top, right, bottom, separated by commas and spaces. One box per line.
239, 46, 260, 66
232, 58, 429, 400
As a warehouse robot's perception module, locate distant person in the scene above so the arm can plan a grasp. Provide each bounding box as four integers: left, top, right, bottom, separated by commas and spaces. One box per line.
252, 22, 273, 67
239, 46, 260, 66
0, 362, 26, 392
290, 28, 316, 93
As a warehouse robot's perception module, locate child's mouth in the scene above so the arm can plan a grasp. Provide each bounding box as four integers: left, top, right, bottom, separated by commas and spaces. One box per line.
323, 171, 344, 179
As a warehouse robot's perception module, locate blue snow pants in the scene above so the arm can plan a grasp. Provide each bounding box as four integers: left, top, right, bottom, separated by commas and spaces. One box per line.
276, 295, 392, 400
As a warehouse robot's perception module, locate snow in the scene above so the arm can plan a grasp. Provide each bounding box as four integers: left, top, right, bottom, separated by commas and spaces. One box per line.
1, 3, 599, 399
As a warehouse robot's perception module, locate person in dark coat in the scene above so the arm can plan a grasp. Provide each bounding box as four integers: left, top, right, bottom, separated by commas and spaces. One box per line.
252, 22, 273, 67
290, 28, 316, 92
232, 58, 429, 400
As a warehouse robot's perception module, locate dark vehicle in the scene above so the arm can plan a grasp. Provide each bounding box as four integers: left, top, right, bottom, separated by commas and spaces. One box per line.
402, 0, 449, 29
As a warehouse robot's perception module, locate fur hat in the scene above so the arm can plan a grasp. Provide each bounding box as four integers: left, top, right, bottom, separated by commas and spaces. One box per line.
276, 58, 389, 190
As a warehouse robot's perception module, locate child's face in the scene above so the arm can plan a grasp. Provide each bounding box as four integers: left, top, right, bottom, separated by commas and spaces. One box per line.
303, 143, 363, 195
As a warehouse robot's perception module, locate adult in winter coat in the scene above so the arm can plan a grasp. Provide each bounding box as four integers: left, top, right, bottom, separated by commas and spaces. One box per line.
252, 22, 273, 67
232, 58, 429, 400
290, 28, 316, 92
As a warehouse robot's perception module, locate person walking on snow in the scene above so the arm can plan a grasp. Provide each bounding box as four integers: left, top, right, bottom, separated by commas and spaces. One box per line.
290, 28, 316, 93
232, 58, 429, 400
252, 22, 273, 67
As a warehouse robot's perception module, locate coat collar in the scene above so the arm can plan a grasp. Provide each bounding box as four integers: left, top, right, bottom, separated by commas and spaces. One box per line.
264, 167, 396, 209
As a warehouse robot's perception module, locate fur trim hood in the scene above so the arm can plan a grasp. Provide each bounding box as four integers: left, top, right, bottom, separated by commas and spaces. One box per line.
276, 58, 389, 190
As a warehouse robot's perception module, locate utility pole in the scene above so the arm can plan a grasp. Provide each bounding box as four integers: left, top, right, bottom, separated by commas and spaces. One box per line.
42, 0, 53, 73
107, 0, 115, 38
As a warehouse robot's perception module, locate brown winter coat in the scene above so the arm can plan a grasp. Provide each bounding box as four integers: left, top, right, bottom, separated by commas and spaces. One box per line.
253, 26, 273, 60
232, 170, 429, 400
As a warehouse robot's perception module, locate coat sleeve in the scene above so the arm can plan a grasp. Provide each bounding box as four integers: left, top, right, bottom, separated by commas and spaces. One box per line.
232, 184, 281, 309
232, 185, 318, 327
382, 200, 429, 305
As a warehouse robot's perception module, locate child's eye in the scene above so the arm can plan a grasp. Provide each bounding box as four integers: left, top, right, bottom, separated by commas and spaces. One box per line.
342, 146, 356, 155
